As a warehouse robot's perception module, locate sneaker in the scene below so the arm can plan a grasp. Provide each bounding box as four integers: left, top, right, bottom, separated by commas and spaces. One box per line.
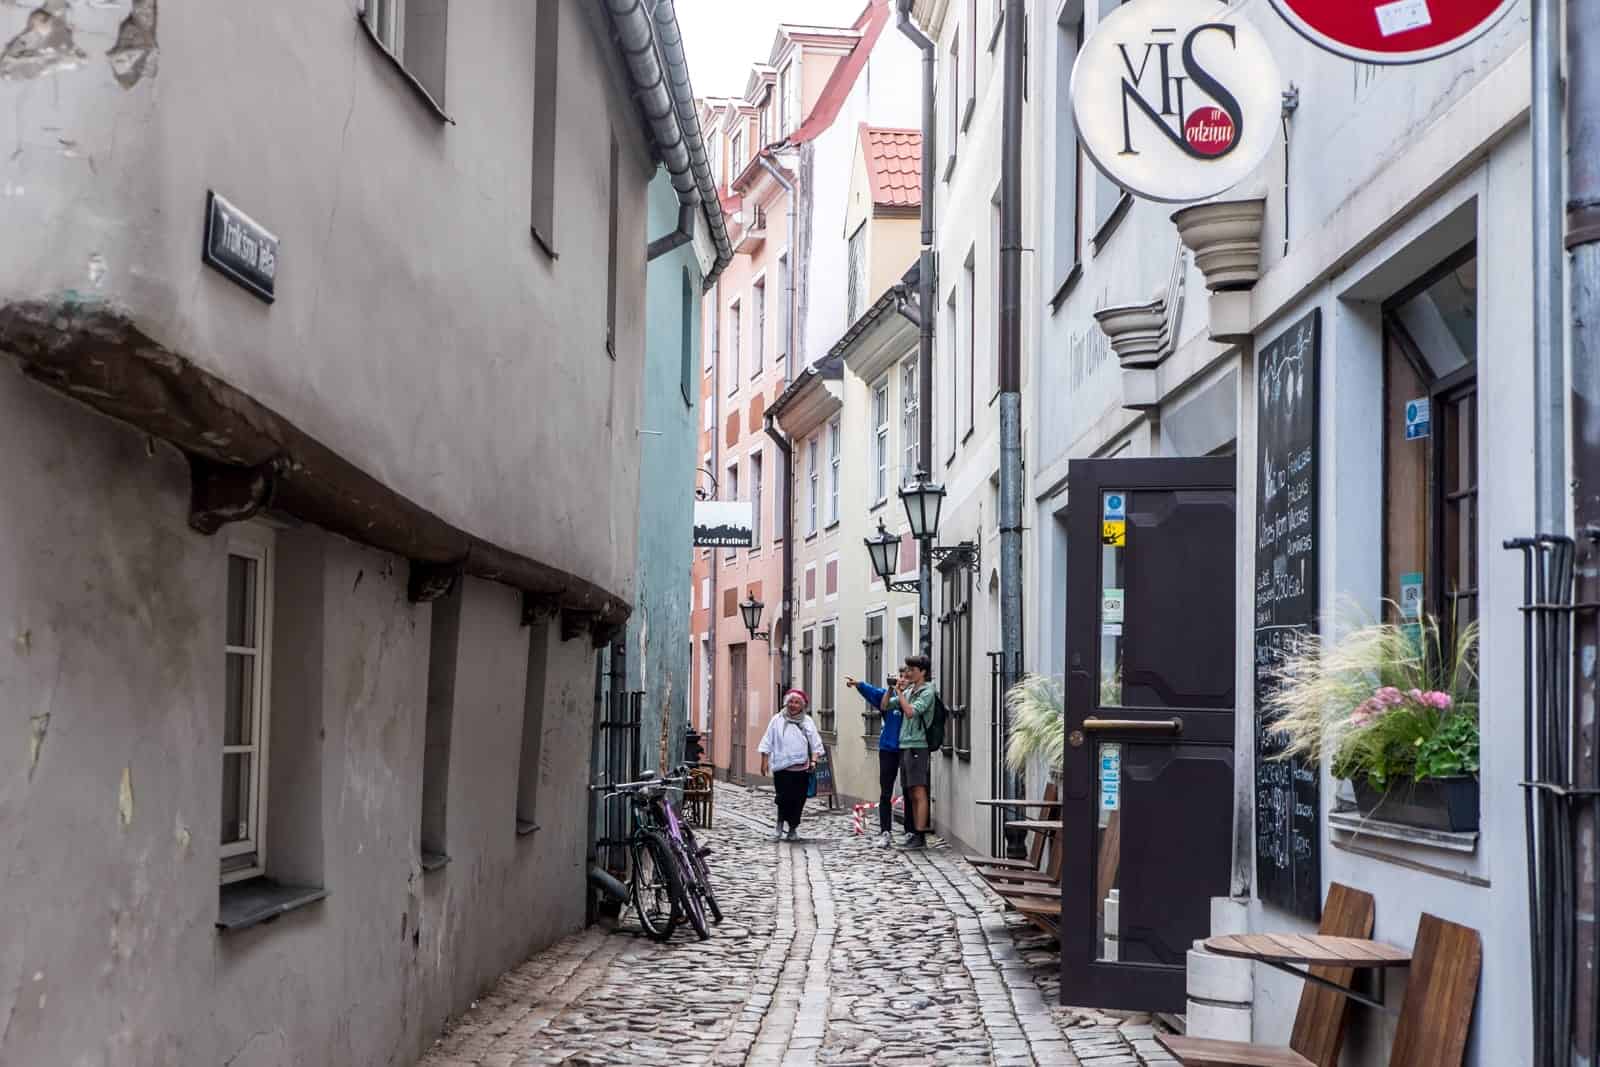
877, 831, 893, 849
902, 832, 925, 849
785, 828, 799, 841
773, 820, 788, 842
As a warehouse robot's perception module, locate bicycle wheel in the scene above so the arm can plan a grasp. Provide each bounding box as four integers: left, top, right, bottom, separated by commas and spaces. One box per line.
663, 833, 710, 941
631, 833, 682, 942
680, 824, 723, 924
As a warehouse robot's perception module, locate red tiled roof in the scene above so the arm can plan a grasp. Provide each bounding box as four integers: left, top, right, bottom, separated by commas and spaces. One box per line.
861, 126, 922, 209
787, 0, 891, 145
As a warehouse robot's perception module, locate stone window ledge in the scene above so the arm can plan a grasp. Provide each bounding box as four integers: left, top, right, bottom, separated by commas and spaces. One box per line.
1328, 808, 1478, 854
217, 878, 327, 933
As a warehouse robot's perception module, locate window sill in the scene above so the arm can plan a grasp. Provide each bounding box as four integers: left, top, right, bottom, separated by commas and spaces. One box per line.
1091, 194, 1134, 253
957, 749, 972, 762
1050, 264, 1083, 314
961, 98, 976, 133
940, 746, 955, 758
356, 12, 454, 125
1328, 808, 1478, 854
962, 427, 976, 445
943, 154, 958, 183
516, 820, 540, 837
531, 226, 558, 261
820, 731, 839, 745
420, 851, 451, 873
825, 520, 841, 532
869, 498, 888, 513
805, 531, 819, 543
217, 878, 327, 933
987, 11, 1005, 53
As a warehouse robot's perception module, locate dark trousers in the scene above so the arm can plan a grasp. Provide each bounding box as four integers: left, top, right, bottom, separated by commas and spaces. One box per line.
878, 749, 902, 832
773, 769, 810, 829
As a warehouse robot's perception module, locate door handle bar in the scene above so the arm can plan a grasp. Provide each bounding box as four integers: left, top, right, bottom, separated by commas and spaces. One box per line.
1082, 717, 1183, 734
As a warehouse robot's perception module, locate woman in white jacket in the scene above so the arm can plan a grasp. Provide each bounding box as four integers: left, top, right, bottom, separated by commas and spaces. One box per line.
758, 689, 825, 841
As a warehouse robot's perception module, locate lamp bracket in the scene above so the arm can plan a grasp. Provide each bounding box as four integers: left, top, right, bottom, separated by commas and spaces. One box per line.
748, 630, 772, 643
930, 542, 981, 574
884, 579, 921, 594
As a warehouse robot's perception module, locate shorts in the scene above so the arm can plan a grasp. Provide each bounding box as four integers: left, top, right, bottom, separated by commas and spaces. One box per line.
901, 747, 931, 789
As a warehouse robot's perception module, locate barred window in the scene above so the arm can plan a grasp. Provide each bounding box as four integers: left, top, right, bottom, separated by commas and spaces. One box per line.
819, 624, 837, 736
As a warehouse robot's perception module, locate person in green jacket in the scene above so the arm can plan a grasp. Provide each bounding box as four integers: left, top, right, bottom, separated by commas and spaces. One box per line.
894, 654, 937, 849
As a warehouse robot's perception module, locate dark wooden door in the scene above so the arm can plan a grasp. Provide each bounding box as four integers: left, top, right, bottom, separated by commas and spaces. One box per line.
730, 644, 748, 784
1059, 457, 1237, 1013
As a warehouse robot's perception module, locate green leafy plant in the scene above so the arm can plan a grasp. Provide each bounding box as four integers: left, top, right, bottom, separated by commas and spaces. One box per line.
1004, 673, 1064, 773
1267, 611, 1478, 790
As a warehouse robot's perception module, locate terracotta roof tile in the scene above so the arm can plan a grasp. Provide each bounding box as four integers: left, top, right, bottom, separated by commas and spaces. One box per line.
861, 126, 923, 209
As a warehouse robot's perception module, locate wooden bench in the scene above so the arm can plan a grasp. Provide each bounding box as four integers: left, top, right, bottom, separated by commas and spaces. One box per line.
1158, 909, 1481, 1067
966, 784, 1060, 875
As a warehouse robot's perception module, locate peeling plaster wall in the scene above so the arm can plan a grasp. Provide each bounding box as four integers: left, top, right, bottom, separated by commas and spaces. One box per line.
0, 0, 650, 608
0, 357, 596, 1064
628, 172, 702, 773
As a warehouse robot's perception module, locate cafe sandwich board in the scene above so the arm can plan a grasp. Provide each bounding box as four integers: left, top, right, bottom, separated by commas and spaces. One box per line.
1070, 0, 1283, 204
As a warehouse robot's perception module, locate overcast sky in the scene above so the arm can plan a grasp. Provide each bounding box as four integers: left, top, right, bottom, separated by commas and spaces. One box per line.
674, 0, 870, 101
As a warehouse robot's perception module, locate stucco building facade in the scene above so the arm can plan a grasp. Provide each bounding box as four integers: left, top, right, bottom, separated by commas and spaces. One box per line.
0, 1, 725, 1063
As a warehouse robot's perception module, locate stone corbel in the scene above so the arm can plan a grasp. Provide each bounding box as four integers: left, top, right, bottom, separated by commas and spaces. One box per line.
1120, 367, 1161, 412
408, 559, 464, 603
1171, 197, 1266, 344
1094, 296, 1168, 370
188, 455, 278, 535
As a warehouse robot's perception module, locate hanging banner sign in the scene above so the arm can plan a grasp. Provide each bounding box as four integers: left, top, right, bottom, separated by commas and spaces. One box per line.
1070, 0, 1282, 204
1268, 0, 1516, 65
692, 501, 754, 547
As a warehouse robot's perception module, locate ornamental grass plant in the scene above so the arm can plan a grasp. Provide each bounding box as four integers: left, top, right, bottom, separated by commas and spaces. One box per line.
1004, 673, 1065, 773
1267, 610, 1479, 790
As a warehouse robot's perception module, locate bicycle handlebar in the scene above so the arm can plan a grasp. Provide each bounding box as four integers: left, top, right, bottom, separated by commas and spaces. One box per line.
590, 776, 687, 793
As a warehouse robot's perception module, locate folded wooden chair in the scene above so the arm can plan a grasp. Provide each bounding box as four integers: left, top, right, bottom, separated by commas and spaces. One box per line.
1158, 905, 1481, 1067
966, 783, 1060, 875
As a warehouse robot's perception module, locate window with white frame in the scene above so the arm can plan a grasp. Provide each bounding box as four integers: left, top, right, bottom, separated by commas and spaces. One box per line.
753, 278, 766, 375
828, 418, 841, 526
751, 448, 764, 549
808, 437, 820, 536
363, 0, 449, 110
1052, 10, 1086, 297
779, 64, 793, 133
900, 356, 920, 485
964, 0, 977, 112
873, 379, 890, 502
963, 250, 976, 437
777, 254, 791, 363
728, 300, 741, 394
759, 92, 771, 146
222, 527, 274, 883
848, 224, 867, 322
704, 291, 718, 376
726, 462, 740, 559
945, 292, 958, 463
731, 128, 744, 177
946, 35, 960, 171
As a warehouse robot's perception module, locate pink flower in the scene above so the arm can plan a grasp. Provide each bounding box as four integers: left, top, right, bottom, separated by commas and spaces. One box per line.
1375, 687, 1403, 707
1425, 691, 1453, 709
1408, 688, 1425, 704
1350, 708, 1374, 727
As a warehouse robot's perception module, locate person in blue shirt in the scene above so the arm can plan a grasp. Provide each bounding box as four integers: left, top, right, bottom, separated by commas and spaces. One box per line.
845, 666, 906, 849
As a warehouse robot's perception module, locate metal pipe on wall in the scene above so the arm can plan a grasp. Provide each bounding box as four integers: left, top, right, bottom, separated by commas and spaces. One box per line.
757, 155, 800, 388
765, 414, 796, 704
997, 0, 1025, 798
897, 0, 937, 660
1568, 0, 1600, 1059
1533, 0, 1566, 537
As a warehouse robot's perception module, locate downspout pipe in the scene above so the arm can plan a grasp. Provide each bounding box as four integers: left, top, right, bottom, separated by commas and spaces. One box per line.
758, 154, 801, 385
648, 202, 697, 261
898, 0, 937, 662
764, 414, 796, 702
1532, 0, 1566, 537
1567, 1, 1600, 1062
997, 0, 1026, 803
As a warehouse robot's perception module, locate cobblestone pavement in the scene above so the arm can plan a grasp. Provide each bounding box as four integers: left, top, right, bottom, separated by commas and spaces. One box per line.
420, 783, 1174, 1067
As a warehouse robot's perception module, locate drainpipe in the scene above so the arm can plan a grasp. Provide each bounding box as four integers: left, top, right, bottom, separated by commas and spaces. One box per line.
758, 154, 800, 385
997, 0, 1026, 805
897, 0, 937, 662
1533, 0, 1566, 539
764, 413, 796, 704
648, 202, 697, 261
709, 278, 721, 743
1568, 1, 1600, 1063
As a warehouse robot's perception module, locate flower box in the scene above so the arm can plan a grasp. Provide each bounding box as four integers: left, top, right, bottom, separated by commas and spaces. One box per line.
1351, 776, 1479, 834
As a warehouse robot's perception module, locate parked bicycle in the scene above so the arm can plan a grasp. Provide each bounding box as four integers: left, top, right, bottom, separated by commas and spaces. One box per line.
592, 770, 720, 941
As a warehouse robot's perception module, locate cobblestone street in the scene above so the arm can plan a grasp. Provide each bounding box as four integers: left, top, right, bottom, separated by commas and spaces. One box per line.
420, 784, 1174, 1067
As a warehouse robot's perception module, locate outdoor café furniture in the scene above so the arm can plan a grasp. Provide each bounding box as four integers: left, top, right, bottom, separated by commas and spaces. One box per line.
967, 784, 1059, 873
1158, 910, 1482, 1067
683, 764, 715, 827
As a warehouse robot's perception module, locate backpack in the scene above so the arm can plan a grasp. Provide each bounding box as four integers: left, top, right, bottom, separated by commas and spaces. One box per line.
921, 692, 949, 752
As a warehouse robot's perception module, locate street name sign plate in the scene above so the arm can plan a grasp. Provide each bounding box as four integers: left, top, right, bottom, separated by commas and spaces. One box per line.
1268, 0, 1516, 64
203, 191, 279, 303
1070, 0, 1282, 204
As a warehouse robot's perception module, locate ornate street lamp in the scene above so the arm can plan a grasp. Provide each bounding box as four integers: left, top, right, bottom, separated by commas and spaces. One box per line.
899, 471, 947, 542
739, 593, 770, 642
865, 519, 920, 593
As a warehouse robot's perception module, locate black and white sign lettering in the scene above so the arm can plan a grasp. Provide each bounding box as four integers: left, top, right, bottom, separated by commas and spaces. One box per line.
204, 191, 280, 303
1070, 0, 1282, 203
693, 501, 754, 548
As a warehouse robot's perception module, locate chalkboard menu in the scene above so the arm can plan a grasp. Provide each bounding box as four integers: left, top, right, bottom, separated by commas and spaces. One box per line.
811, 741, 836, 806
1253, 309, 1322, 920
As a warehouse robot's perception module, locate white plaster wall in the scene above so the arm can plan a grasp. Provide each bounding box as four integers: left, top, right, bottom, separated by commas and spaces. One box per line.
0, 0, 652, 605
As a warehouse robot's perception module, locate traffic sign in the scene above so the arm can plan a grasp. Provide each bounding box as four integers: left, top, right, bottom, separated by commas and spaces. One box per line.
1268, 0, 1517, 65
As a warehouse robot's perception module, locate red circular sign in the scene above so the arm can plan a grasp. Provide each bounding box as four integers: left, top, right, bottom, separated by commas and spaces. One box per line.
1184, 108, 1237, 157
1268, 0, 1516, 64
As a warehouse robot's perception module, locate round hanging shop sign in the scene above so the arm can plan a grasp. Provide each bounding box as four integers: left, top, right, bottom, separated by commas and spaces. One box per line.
1268, 0, 1517, 65
1070, 0, 1282, 205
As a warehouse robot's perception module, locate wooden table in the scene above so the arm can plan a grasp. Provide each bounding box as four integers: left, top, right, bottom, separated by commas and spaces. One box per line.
1004, 819, 1064, 832
1205, 934, 1411, 1011
975, 799, 1063, 808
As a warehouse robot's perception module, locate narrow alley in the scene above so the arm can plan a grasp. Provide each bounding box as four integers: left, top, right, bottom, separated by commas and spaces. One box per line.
418, 784, 1166, 1067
